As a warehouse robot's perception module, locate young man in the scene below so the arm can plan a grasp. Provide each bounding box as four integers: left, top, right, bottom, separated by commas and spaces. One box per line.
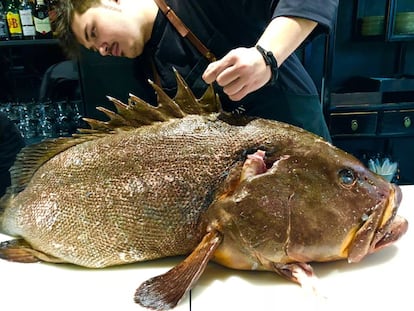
56, 0, 338, 141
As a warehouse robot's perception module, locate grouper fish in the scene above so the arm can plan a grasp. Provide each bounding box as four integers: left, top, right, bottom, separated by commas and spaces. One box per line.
0, 69, 408, 310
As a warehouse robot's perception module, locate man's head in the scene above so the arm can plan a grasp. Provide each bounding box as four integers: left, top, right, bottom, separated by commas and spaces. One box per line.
56, 0, 157, 59
56, 0, 101, 58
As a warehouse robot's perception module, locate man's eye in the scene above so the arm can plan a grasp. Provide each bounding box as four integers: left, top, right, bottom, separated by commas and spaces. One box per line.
91, 27, 97, 38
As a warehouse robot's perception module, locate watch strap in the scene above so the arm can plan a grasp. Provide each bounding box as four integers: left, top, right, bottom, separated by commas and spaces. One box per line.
256, 45, 279, 86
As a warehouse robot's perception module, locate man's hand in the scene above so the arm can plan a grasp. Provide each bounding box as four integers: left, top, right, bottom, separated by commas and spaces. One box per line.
202, 47, 271, 101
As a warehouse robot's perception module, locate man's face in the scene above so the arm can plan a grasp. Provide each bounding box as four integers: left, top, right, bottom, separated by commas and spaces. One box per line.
71, 0, 145, 58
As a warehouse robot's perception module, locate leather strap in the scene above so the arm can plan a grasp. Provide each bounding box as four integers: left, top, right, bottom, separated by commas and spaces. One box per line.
153, 0, 216, 62
256, 45, 279, 85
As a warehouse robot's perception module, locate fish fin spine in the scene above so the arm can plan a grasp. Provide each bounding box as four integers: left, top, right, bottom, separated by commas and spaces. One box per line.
84, 68, 222, 132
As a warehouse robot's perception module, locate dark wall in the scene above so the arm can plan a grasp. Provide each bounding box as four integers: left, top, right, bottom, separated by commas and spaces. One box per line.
78, 49, 156, 120
0, 44, 65, 102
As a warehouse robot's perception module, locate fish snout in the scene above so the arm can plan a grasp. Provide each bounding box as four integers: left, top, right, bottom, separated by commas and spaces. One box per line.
346, 182, 406, 263
371, 184, 408, 252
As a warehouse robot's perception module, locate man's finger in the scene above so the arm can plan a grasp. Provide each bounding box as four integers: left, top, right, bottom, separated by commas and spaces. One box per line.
202, 61, 221, 84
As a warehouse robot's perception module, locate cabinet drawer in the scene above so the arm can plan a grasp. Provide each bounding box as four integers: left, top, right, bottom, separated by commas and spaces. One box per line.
380, 109, 414, 135
329, 112, 378, 135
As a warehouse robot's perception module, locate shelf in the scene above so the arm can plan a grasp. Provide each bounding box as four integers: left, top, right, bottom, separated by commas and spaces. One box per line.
354, 0, 414, 41
343, 75, 414, 92
0, 39, 59, 47
330, 100, 414, 112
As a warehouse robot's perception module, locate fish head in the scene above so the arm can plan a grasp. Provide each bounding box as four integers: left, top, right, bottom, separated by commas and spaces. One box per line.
207, 134, 408, 270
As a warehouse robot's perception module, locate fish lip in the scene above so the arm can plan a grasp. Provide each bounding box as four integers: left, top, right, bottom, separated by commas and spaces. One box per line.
348, 184, 407, 263
372, 215, 408, 251
371, 185, 408, 251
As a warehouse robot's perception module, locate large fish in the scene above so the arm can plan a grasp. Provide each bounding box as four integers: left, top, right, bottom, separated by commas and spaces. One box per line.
0, 70, 408, 310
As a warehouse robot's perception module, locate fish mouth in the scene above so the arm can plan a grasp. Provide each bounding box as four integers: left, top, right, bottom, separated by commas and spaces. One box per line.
372, 214, 408, 251
370, 185, 408, 252
347, 184, 408, 263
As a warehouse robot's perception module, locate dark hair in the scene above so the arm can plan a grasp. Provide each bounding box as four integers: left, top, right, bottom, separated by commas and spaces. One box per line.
55, 0, 101, 58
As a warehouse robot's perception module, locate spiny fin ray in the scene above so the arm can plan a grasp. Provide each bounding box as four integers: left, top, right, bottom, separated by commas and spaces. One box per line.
85, 68, 222, 131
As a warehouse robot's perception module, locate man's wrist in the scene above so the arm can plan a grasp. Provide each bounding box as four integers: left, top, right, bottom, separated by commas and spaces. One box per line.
255, 45, 279, 86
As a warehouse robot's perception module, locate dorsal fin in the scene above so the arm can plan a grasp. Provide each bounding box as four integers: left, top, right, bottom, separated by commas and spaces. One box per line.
82, 68, 221, 132
7, 135, 103, 195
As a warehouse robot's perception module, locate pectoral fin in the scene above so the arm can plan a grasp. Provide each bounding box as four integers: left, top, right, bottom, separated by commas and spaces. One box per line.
134, 230, 223, 310
0, 239, 65, 263
272, 262, 321, 296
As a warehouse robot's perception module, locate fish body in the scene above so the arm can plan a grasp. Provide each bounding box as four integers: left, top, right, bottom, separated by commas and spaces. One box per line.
0, 71, 408, 310
2, 115, 298, 267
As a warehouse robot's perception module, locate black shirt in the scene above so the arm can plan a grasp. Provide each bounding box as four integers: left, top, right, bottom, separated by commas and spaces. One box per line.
141, 0, 339, 139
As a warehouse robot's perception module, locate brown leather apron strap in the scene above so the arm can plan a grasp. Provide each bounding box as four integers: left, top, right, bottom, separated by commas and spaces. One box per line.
153, 0, 216, 62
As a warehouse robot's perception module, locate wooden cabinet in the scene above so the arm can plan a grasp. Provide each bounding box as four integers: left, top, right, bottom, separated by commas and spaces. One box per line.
327, 91, 414, 183
355, 0, 414, 41
328, 102, 414, 184
321, 0, 414, 184
329, 111, 378, 136
380, 109, 414, 134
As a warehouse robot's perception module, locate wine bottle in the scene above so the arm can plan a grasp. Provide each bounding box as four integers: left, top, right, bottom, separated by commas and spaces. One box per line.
33, 0, 52, 39
47, 0, 57, 36
19, 0, 36, 40
5, 0, 23, 39
0, 2, 10, 40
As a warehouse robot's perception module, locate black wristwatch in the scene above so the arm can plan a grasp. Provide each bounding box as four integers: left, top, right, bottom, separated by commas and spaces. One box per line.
255, 45, 279, 86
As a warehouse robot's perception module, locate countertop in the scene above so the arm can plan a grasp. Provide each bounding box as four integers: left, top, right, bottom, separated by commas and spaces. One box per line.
0, 185, 412, 311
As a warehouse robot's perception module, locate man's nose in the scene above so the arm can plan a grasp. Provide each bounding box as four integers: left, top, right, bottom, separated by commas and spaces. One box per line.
98, 43, 111, 56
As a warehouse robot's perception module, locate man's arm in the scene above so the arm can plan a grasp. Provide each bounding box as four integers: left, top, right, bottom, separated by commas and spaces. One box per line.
202, 16, 317, 101
257, 16, 317, 68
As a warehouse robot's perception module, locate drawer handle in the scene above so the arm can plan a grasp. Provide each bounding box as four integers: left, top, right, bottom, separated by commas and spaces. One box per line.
351, 119, 358, 132
403, 116, 411, 128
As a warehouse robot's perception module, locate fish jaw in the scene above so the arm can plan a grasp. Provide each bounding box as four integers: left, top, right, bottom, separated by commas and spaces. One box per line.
347, 184, 408, 263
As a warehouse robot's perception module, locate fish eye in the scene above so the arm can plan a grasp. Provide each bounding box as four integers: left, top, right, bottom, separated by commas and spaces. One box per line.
338, 168, 356, 185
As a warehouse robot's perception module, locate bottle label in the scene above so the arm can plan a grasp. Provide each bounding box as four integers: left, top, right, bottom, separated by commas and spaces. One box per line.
22, 24, 36, 36
0, 19, 8, 38
6, 12, 22, 35
19, 9, 34, 26
34, 16, 51, 34
20, 9, 35, 36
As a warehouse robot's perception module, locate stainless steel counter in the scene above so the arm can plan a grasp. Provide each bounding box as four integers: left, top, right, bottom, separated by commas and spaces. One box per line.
1, 185, 412, 311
